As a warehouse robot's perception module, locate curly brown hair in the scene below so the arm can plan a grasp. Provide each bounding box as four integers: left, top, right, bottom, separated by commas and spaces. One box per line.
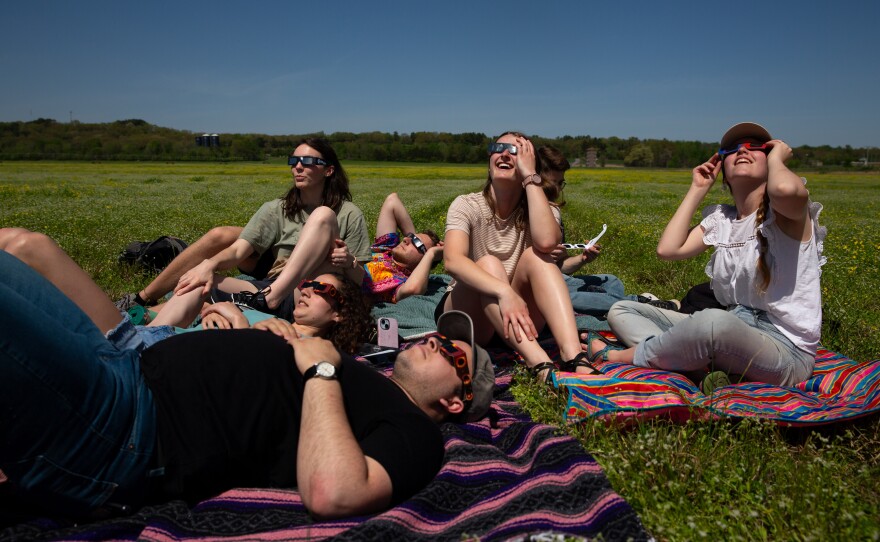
325, 274, 373, 354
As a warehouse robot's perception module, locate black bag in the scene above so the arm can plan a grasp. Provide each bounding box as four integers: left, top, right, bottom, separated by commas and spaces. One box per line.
679, 282, 725, 314
118, 236, 188, 272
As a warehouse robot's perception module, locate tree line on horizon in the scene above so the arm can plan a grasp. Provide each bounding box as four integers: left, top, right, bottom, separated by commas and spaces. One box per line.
0, 118, 872, 170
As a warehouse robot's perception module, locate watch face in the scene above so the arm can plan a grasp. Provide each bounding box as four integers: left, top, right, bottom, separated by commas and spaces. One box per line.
316, 362, 336, 378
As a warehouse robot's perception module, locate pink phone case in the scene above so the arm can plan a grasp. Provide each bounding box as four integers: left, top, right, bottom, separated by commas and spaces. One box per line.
377, 317, 399, 348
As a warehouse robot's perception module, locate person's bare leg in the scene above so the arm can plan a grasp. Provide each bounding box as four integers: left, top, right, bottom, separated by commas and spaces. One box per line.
375, 192, 416, 236
148, 288, 206, 328
445, 255, 557, 375
139, 226, 242, 303
512, 248, 583, 363
0, 229, 122, 333
0, 227, 30, 247
260, 207, 339, 309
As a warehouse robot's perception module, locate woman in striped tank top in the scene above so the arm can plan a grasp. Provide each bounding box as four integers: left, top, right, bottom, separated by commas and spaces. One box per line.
441, 132, 601, 382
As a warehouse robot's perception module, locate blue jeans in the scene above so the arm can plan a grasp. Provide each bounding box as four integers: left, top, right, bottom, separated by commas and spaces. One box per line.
0, 251, 157, 514
565, 274, 639, 317
607, 301, 814, 386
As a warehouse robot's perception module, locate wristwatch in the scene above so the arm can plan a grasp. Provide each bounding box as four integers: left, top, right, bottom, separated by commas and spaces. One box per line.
522, 173, 541, 188
303, 361, 338, 382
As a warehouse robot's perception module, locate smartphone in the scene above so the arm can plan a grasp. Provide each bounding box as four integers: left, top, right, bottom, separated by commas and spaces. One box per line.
377, 317, 399, 348
358, 343, 399, 364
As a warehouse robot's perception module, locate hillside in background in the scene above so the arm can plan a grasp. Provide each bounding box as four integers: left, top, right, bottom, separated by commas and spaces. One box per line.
0, 118, 872, 169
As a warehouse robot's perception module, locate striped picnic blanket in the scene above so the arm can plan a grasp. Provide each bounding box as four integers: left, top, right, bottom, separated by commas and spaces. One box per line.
557, 348, 880, 426
0, 367, 649, 542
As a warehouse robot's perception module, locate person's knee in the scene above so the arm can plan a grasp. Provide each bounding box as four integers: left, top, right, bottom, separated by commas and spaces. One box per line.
383, 192, 401, 206
4, 230, 56, 260
700, 308, 742, 334
0, 227, 31, 249
521, 246, 556, 265
307, 206, 338, 228
607, 300, 641, 326
476, 255, 506, 279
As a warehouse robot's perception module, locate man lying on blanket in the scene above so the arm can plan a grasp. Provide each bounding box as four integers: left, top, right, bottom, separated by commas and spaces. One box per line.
0, 251, 494, 521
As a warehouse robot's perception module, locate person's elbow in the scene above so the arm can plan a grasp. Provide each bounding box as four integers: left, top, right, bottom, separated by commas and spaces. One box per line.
302, 475, 387, 520
656, 245, 677, 261
531, 239, 559, 255
443, 253, 466, 277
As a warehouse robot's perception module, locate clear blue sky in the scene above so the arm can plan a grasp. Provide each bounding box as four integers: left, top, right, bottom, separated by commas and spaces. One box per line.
2, 1, 877, 147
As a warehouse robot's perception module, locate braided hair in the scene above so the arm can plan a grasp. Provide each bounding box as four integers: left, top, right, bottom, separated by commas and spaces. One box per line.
754, 190, 772, 293
720, 163, 773, 293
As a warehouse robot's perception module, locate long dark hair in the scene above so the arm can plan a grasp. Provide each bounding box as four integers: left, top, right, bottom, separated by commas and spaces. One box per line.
282, 138, 352, 221
482, 131, 534, 230
325, 275, 372, 354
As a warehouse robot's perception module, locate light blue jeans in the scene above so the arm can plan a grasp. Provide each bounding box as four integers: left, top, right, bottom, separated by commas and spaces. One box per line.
565, 274, 640, 317
607, 301, 815, 386
0, 251, 157, 514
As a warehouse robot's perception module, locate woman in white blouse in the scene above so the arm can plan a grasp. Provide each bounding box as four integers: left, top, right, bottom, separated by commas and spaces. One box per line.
588, 122, 824, 386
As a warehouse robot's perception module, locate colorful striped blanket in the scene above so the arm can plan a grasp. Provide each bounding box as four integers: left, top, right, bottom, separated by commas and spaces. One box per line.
557, 348, 880, 426
0, 367, 649, 541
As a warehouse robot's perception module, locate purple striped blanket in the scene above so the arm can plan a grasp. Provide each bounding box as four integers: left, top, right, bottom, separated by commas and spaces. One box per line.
0, 367, 648, 541
557, 348, 880, 426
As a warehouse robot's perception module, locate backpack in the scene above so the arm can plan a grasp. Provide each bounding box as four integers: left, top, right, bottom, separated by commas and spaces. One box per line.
679, 282, 725, 314
118, 236, 188, 272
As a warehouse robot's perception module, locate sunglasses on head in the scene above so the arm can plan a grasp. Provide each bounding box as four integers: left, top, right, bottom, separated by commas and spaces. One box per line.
405, 233, 427, 255
297, 279, 342, 304
423, 333, 473, 404
487, 142, 518, 155
288, 155, 329, 167
718, 142, 770, 158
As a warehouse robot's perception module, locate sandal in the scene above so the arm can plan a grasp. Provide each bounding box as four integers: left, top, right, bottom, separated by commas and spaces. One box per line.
558, 352, 603, 376
528, 361, 558, 384
579, 329, 617, 347
583, 330, 625, 364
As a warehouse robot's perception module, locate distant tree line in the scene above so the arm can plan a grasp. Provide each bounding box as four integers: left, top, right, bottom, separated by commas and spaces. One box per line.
0, 118, 873, 169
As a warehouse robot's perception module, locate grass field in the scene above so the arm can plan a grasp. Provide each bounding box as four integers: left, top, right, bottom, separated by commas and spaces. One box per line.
1, 160, 878, 540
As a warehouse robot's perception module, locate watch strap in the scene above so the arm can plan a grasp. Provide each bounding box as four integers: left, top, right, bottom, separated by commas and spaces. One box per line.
303, 362, 338, 382
522, 173, 541, 188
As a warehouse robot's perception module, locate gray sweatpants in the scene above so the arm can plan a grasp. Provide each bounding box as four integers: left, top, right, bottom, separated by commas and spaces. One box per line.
607, 301, 815, 386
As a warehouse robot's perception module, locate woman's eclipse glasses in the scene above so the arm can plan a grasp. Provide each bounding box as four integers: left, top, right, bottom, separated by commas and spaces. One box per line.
288, 155, 329, 167
718, 142, 770, 158
488, 142, 518, 155
297, 280, 342, 304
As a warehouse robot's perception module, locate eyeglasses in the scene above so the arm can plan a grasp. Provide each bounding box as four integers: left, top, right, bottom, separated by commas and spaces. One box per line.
718, 142, 770, 158
487, 142, 518, 155
297, 279, 342, 304
288, 155, 329, 167
428, 333, 473, 404
558, 180, 567, 190
405, 233, 427, 255
562, 223, 607, 250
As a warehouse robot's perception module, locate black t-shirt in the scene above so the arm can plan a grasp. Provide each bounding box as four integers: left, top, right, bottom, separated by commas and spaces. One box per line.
139, 329, 444, 505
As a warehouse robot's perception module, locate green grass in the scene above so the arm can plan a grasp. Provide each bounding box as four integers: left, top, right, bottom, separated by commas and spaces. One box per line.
2, 161, 878, 540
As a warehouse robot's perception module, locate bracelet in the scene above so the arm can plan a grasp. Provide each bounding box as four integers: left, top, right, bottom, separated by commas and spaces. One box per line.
522, 174, 541, 188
